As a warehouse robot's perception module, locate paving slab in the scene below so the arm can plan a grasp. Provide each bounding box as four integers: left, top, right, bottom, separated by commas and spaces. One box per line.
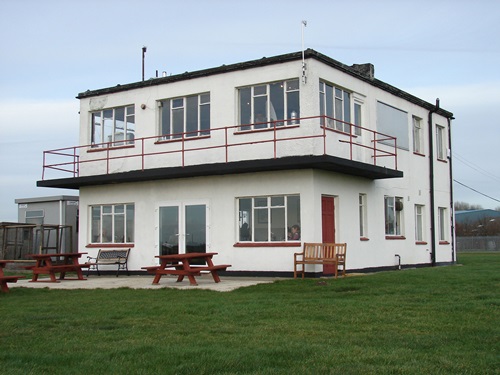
10, 274, 279, 292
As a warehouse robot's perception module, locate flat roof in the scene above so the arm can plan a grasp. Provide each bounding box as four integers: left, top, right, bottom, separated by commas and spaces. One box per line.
77, 49, 453, 119
15, 195, 79, 204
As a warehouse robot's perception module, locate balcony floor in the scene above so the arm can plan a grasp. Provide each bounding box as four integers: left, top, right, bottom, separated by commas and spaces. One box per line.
37, 154, 403, 189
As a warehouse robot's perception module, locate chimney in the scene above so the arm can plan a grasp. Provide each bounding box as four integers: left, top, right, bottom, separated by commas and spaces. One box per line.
351, 63, 375, 80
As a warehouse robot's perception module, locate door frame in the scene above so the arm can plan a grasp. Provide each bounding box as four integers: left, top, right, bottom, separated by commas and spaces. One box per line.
155, 199, 210, 257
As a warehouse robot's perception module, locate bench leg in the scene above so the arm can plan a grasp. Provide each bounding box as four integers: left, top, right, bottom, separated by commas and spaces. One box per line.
1, 282, 9, 293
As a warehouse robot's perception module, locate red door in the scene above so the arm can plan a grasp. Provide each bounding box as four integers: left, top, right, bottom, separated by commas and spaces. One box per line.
321, 196, 336, 275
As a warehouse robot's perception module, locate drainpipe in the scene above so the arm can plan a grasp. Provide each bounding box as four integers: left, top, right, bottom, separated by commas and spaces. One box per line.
447, 117, 456, 263
428, 99, 439, 266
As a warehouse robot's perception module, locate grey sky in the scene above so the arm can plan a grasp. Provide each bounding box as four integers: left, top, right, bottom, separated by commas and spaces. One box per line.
1, 0, 499, 221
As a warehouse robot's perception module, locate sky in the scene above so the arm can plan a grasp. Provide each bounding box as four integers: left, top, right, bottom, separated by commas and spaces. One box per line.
1, 0, 500, 221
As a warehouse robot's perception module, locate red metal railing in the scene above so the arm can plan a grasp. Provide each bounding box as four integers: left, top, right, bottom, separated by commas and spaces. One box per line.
41, 116, 397, 180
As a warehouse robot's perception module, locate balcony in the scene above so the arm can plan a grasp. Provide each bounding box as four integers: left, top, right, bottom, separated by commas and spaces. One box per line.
38, 116, 402, 189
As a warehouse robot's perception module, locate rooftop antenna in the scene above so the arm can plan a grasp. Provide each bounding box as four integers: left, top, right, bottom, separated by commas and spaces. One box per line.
301, 20, 307, 84
142, 46, 147, 81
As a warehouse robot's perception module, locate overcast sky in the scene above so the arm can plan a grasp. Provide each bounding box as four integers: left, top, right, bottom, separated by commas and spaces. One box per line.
1, 0, 500, 221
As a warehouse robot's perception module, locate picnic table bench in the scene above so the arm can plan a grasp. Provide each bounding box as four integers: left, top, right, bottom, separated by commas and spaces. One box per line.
25, 252, 89, 282
0, 260, 25, 293
294, 243, 347, 279
142, 252, 231, 286
86, 249, 130, 277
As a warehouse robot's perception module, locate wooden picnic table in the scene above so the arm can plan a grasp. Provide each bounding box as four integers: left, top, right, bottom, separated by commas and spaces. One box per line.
142, 252, 231, 286
26, 252, 89, 282
0, 260, 25, 293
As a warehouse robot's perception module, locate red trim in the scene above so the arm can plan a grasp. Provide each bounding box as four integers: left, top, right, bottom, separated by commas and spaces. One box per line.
234, 124, 300, 135
437, 158, 448, 163
154, 134, 211, 145
322, 125, 359, 139
87, 145, 134, 153
86, 243, 134, 248
415, 241, 428, 245
439, 240, 450, 245
413, 151, 425, 157
360, 237, 370, 241
385, 235, 406, 240
234, 242, 301, 248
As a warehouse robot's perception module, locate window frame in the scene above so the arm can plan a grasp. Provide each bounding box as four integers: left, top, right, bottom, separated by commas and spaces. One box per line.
385, 196, 404, 237
413, 116, 424, 154
91, 105, 135, 148
90, 203, 135, 245
415, 204, 425, 243
238, 79, 300, 131
158, 92, 210, 140
438, 207, 448, 242
436, 124, 447, 160
319, 80, 352, 133
237, 194, 301, 244
359, 193, 368, 238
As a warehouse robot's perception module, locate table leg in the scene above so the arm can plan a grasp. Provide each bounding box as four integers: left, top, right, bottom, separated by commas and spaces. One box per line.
206, 257, 221, 283
180, 260, 198, 286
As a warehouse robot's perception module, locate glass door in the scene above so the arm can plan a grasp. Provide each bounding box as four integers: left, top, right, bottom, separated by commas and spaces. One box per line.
158, 203, 207, 258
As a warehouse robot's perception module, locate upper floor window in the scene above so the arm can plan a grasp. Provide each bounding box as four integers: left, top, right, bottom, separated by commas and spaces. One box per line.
385, 196, 404, 236
91, 105, 135, 147
413, 116, 424, 154
436, 125, 446, 160
91, 203, 134, 244
159, 93, 210, 140
319, 81, 351, 133
239, 79, 300, 131
238, 195, 301, 242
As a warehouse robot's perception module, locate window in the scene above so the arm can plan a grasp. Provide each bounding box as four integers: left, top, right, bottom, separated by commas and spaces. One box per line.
91, 105, 135, 147
436, 125, 446, 160
415, 204, 425, 242
376, 102, 409, 150
319, 81, 351, 133
359, 194, 367, 237
26, 210, 44, 225
239, 79, 300, 130
91, 204, 134, 244
438, 207, 448, 242
385, 196, 404, 236
354, 100, 363, 136
413, 116, 424, 154
238, 195, 300, 242
159, 93, 210, 139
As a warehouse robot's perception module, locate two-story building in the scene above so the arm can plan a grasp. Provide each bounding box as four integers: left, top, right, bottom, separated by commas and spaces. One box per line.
38, 49, 455, 276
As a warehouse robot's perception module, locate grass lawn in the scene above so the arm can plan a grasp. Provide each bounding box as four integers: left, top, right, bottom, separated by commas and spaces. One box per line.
0, 253, 498, 374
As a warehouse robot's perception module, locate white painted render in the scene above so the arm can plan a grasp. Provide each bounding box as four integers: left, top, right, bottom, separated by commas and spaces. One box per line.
73, 52, 453, 274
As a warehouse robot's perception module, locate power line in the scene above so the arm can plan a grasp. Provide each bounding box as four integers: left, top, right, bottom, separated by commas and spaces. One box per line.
453, 152, 500, 183
453, 179, 500, 204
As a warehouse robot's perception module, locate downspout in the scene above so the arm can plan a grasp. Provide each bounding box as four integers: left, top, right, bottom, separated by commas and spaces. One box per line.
428, 99, 439, 266
447, 117, 456, 263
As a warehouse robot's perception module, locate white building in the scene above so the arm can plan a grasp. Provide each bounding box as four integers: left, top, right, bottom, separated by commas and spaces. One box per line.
38, 49, 455, 276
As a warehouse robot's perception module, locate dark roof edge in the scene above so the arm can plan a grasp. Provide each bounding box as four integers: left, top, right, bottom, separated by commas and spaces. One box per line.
77, 49, 453, 118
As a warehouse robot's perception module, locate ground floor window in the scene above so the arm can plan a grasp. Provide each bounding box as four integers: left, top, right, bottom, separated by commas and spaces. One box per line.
415, 204, 425, 242
385, 196, 404, 236
91, 204, 134, 244
438, 207, 448, 242
238, 195, 300, 242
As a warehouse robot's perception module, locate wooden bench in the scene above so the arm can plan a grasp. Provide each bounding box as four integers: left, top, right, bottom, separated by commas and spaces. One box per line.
294, 243, 347, 279
86, 249, 130, 277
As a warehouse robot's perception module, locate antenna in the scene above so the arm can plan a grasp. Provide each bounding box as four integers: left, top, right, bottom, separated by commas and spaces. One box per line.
142, 46, 147, 81
301, 20, 307, 84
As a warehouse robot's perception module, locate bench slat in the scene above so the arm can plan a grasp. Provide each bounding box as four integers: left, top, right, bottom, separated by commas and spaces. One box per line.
294, 243, 347, 279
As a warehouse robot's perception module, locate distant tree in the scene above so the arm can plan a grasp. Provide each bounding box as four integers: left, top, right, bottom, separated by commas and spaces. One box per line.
454, 201, 483, 211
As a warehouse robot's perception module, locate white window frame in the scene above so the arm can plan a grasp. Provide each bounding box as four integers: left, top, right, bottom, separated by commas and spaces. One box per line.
415, 204, 425, 242
436, 124, 446, 160
91, 105, 135, 147
438, 207, 448, 242
359, 194, 368, 237
319, 81, 352, 133
237, 195, 301, 243
90, 203, 135, 244
238, 79, 300, 131
413, 116, 424, 154
158, 92, 210, 140
385, 196, 404, 236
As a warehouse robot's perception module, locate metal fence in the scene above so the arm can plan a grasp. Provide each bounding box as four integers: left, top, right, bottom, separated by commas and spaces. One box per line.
456, 236, 500, 252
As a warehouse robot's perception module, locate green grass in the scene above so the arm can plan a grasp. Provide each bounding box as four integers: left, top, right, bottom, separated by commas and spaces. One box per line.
1, 253, 499, 374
